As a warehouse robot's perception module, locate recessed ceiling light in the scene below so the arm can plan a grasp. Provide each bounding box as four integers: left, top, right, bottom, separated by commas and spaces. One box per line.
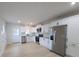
71, 2, 76, 6
18, 20, 21, 23
30, 22, 33, 25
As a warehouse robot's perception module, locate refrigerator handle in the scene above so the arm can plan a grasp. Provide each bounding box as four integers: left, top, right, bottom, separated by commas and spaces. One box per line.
53, 31, 56, 46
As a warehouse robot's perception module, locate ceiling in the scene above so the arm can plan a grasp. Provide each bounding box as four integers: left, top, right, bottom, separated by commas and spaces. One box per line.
0, 2, 79, 26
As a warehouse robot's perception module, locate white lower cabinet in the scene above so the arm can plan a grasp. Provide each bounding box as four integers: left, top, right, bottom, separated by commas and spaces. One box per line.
44, 38, 49, 49
48, 40, 53, 50
39, 37, 53, 50
39, 37, 44, 46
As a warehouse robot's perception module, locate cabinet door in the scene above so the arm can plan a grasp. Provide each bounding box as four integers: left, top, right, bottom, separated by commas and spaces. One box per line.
48, 40, 53, 50
39, 37, 44, 46
44, 38, 49, 48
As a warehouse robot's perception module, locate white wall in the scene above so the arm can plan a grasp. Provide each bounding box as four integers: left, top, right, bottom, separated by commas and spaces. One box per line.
41, 14, 79, 57
6, 23, 34, 44
6, 23, 22, 44
0, 19, 6, 56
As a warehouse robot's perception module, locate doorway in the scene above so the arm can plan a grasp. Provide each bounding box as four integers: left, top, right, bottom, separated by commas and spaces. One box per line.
52, 25, 67, 56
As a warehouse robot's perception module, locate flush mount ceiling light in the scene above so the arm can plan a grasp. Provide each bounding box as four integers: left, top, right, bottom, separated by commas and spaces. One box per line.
18, 20, 21, 23
71, 2, 76, 6
30, 22, 33, 25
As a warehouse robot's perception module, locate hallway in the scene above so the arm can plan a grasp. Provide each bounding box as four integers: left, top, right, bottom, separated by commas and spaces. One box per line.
2, 43, 60, 57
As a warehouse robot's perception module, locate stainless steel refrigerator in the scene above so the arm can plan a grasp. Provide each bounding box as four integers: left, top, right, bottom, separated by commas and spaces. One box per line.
52, 25, 67, 56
